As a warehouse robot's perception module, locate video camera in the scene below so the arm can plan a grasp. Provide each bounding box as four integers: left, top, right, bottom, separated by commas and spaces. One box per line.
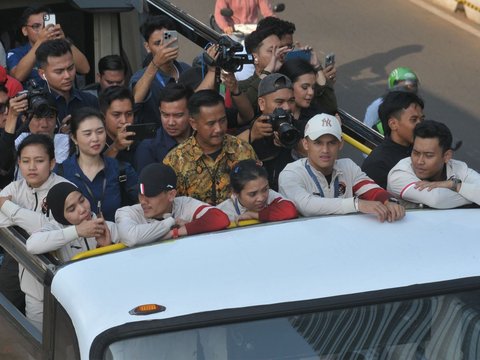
214, 35, 254, 73
17, 79, 55, 117
268, 108, 301, 148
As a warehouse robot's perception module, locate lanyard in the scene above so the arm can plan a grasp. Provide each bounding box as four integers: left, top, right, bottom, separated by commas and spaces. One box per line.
75, 173, 107, 215
155, 72, 166, 87
233, 197, 242, 215
304, 161, 340, 198
155, 64, 179, 87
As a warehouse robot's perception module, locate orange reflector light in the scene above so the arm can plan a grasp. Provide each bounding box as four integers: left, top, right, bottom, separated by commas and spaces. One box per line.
129, 304, 166, 315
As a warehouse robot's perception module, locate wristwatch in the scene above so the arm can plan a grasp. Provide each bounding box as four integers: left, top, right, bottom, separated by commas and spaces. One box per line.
450, 176, 462, 192
388, 197, 400, 204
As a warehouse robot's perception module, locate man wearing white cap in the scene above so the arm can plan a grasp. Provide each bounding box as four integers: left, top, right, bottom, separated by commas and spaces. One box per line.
115, 163, 230, 247
279, 113, 405, 222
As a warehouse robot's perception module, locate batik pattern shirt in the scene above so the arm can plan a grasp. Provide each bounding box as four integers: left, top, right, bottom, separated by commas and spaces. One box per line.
164, 134, 257, 205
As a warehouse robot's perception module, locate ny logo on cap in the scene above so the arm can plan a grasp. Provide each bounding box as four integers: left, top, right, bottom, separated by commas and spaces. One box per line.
322, 118, 332, 127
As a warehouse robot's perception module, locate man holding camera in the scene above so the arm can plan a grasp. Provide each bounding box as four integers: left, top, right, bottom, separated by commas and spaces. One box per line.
238, 73, 297, 190
7, 6, 90, 85
0, 92, 69, 182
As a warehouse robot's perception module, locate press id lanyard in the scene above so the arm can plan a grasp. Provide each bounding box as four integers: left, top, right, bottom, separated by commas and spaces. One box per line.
304, 161, 340, 198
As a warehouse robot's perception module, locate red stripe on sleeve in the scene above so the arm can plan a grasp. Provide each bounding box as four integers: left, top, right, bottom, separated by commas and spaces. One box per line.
359, 188, 391, 203
192, 204, 210, 220
400, 182, 417, 199
352, 179, 377, 194
258, 198, 298, 222
185, 208, 230, 235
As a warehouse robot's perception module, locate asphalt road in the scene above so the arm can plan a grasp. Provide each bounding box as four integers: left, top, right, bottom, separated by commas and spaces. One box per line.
169, 0, 480, 170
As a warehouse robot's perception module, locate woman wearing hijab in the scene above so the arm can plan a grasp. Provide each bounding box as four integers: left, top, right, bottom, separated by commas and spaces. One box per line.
26, 182, 119, 330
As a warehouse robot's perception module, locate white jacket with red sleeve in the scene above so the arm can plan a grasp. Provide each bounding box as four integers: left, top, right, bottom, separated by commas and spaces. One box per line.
387, 157, 480, 208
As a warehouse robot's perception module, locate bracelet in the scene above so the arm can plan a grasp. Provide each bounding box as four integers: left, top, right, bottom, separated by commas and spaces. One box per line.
151, 59, 160, 69
260, 70, 271, 76
230, 89, 241, 96
387, 197, 400, 204
353, 196, 359, 212
172, 227, 179, 239
313, 65, 323, 72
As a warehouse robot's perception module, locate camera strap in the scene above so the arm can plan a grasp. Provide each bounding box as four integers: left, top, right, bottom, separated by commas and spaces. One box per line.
305, 161, 340, 198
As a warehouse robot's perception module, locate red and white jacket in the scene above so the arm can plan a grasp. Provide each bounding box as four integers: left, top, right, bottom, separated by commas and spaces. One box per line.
115, 197, 230, 247
388, 157, 480, 208
279, 158, 391, 217
217, 189, 297, 222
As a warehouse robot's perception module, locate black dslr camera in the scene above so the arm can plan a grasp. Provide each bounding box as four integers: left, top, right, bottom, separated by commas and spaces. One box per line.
17, 79, 53, 117
214, 36, 254, 73
268, 108, 301, 148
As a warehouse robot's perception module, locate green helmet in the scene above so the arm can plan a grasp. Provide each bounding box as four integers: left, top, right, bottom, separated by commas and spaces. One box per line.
388, 67, 419, 91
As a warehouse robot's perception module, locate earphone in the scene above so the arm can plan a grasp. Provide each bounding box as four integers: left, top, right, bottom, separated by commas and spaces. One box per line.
42, 74, 47, 81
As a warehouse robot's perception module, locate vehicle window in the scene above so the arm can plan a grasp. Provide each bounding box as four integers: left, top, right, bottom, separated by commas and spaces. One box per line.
53, 303, 80, 360
104, 289, 480, 359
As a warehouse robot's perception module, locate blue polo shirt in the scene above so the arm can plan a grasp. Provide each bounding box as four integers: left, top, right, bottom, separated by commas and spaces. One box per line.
6, 43, 43, 85
129, 60, 190, 125
55, 155, 138, 221
51, 88, 99, 122
134, 127, 178, 172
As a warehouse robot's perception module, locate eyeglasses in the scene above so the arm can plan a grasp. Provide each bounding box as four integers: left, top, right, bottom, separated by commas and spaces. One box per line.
24, 23, 43, 32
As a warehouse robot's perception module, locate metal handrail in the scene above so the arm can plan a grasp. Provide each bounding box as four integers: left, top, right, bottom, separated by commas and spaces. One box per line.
0, 228, 53, 285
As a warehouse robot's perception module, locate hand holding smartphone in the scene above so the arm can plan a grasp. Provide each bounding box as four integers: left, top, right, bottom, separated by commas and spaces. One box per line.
163, 30, 178, 49
44, 13, 56, 27
126, 123, 158, 141
325, 52, 335, 67
284, 49, 311, 62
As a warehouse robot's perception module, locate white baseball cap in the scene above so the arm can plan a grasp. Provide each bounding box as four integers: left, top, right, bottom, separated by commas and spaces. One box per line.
304, 113, 342, 141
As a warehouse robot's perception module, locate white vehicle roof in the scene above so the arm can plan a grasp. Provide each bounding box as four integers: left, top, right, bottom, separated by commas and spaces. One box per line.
51, 208, 480, 358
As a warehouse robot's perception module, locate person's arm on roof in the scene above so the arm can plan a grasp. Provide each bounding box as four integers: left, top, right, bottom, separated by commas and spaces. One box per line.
351, 160, 404, 222
258, 190, 297, 222
387, 162, 470, 209
26, 221, 77, 254
182, 204, 230, 235
115, 205, 176, 247
0, 197, 48, 234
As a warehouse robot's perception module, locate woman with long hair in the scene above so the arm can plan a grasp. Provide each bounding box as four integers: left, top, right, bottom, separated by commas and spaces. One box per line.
56, 107, 138, 222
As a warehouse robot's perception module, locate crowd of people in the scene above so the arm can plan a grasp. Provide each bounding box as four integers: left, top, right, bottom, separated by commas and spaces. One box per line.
0, 4, 479, 331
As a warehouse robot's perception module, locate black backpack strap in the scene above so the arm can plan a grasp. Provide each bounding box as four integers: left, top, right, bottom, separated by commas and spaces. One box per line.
118, 161, 127, 183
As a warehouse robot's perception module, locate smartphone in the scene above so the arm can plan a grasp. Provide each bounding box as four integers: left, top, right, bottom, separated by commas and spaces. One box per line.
44, 13, 56, 27
163, 30, 178, 49
284, 49, 311, 62
126, 123, 158, 141
325, 52, 335, 67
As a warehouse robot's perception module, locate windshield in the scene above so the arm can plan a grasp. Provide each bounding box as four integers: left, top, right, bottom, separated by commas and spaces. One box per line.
104, 289, 480, 359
